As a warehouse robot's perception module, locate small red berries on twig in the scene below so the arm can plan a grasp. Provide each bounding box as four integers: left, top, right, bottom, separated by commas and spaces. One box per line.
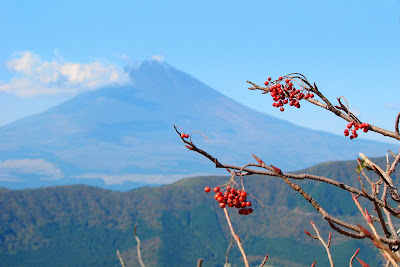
204, 185, 255, 215
180, 133, 189, 138
263, 75, 314, 112
344, 122, 369, 139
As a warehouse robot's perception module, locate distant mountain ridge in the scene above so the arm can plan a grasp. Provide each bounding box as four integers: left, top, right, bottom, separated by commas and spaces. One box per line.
0, 156, 393, 266
0, 60, 397, 189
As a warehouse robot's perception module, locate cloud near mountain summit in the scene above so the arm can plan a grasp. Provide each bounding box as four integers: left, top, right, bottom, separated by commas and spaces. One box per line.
0, 51, 130, 97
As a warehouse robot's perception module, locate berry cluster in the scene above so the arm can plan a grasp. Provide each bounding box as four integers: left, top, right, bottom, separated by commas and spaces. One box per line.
180, 133, 189, 138
264, 77, 314, 112
204, 186, 253, 215
344, 122, 369, 139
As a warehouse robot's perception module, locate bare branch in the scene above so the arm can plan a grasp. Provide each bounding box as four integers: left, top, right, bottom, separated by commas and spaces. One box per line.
349, 248, 360, 267
259, 254, 269, 267
389, 149, 400, 176
134, 223, 146, 267
116, 250, 126, 267
223, 208, 249, 267
310, 221, 334, 267
177, 73, 400, 266
225, 235, 234, 266
353, 196, 400, 266
328, 221, 364, 239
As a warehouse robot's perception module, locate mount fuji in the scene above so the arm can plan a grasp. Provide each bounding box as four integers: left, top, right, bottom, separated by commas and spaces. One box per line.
0, 60, 395, 190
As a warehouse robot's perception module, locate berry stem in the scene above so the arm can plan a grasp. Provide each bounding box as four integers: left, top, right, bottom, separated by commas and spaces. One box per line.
223, 208, 249, 267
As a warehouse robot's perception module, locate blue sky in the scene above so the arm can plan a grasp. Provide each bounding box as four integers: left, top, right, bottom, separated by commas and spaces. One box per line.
1, 0, 400, 143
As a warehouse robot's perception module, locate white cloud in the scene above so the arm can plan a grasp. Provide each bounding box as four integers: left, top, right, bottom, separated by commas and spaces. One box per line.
76, 172, 213, 185
0, 51, 130, 96
151, 55, 165, 62
0, 158, 63, 179
385, 103, 399, 109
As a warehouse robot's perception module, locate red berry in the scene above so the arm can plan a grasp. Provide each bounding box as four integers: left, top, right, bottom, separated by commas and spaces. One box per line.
238, 209, 245, 215
228, 202, 234, 207
246, 201, 252, 207
363, 128, 368, 133
219, 203, 226, 209
217, 196, 224, 203
279, 76, 283, 80
309, 93, 314, 98
204, 186, 211, 193
280, 107, 284, 112
264, 81, 269, 86
180, 133, 186, 138
364, 123, 369, 128
213, 187, 220, 193
240, 191, 247, 198
268, 77, 271, 81
247, 208, 253, 214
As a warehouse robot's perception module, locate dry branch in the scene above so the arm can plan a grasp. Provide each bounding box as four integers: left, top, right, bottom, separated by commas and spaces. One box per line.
134, 222, 146, 267
175, 72, 400, 266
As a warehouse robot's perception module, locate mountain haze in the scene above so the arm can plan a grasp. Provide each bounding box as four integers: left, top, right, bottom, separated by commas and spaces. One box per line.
0, 60, 396, 189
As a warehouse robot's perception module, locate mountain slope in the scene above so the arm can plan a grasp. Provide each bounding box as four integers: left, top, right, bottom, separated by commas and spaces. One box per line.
0, 60, 397, 189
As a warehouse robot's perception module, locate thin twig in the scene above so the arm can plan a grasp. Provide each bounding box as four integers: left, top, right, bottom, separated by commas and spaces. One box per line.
388, 149, 400, 176
259, 254, 269, 267
134, 222, 146, 267
310, 221, 334, 267
225, 234, 234, 266
223, 208, 249, 267
117, 250, 126, 267
352, 195, 400, 266
247, 80, 400, 140
349, 248, 360, 267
